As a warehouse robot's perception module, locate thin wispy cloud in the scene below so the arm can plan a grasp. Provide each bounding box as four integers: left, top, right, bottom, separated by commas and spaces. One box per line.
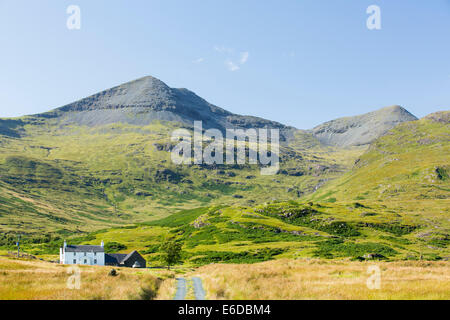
226, 60, 240, 72
214, 46, 249, 71
240, 52, 249, 64
214, 45, 234, 54
193, 57, 204, 64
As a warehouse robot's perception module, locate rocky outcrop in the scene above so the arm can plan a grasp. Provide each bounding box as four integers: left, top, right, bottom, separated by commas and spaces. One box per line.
423, 111, 450, 124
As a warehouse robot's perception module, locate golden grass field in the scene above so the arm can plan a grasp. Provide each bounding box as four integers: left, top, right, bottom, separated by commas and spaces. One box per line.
195, 259, 450, 300
1, 255, 449, 300
0, 256, 175, 300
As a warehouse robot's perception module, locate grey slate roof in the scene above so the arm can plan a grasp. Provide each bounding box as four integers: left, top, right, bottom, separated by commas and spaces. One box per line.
105, 251, 141, 265
64, 245, 104, 253
105, 253, 128, 265
122, 250, 138, 263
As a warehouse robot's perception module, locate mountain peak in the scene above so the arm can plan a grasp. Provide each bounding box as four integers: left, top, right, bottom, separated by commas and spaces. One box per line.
377, 105, 417, 118
311, 105, 418, 147
37, 76, 289, 134
56, 75, 174, 113
127, 75, 171, 91
381, 105, 405, 111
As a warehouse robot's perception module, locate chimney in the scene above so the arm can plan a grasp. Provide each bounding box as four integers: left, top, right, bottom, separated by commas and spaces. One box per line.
101, 240, 104, 247
63, 240, 67, 248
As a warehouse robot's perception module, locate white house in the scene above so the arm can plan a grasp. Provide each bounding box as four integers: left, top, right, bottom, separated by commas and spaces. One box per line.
60, 240, 105, 266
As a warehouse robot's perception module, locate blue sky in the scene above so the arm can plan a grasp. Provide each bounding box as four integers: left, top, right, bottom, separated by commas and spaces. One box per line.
0, 0, 449, 129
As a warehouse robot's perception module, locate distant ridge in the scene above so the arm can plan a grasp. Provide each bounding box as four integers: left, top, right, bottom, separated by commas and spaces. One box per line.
1, 76, 421, 146
310, 105, 418, 147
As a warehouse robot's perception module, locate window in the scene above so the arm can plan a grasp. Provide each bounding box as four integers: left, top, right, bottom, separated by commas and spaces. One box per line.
73, 259, 76, 264
94, 252, 97, 256
84, 252, 86, 256
84, 259, 87, 264
94, 259, 97, 264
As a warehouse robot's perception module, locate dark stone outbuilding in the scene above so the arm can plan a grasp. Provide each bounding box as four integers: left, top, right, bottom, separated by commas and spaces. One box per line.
105, 250, 146, 268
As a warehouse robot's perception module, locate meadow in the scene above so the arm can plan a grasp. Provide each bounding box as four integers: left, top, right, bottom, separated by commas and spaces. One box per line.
195, 258, 450, 300
1, 255, 448, 300
0, 255, 175, 300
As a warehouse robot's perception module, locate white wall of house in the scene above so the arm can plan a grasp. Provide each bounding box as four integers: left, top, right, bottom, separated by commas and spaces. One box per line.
61, 251, 105, 266
60, 242, 105, 266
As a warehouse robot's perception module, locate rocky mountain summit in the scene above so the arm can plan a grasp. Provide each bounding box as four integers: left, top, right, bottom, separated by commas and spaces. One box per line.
39, 76, 292, 135
310, 105, 418, 147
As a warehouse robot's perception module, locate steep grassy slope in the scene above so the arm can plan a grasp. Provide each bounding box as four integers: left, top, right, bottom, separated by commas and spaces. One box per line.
1, 110, 447, 265
308, 112, 450, 258
310, 112, 450, 202
28, 111, 445, 265
1, 76, 424, 239
0, 116, 358, 236
0, 76, 379, 237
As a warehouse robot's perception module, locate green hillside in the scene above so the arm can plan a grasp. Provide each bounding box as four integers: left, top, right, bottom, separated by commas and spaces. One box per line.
310, 111, 450, 203
1, 110, 448, 264
0, 116, 358, 237
0, 76, 447, 264
18, 200, 447, 264
11, 111, 445, 264
307, 112, 450, 260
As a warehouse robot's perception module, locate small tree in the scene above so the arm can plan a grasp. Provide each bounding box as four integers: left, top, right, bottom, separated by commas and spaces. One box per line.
160, 240, 183, 270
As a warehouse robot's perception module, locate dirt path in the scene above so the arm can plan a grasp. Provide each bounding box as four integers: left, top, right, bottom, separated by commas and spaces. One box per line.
192, 277, 206, 300
173, 277, 206, 300
174, 278, 187, 300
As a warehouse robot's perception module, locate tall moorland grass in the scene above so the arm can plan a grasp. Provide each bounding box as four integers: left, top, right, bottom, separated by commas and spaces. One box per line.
195, 258, 450, 300
0, 256, 173, 300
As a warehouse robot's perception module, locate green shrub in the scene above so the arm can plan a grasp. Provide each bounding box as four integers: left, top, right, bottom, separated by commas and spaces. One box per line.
428, 237, 449, 248
313, 239, 397, 259
379, 235, 411, 245
104, 242, 127, 253
146, 207, 210, 227
191, 248, 286, 265
361, 223, 418, 236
